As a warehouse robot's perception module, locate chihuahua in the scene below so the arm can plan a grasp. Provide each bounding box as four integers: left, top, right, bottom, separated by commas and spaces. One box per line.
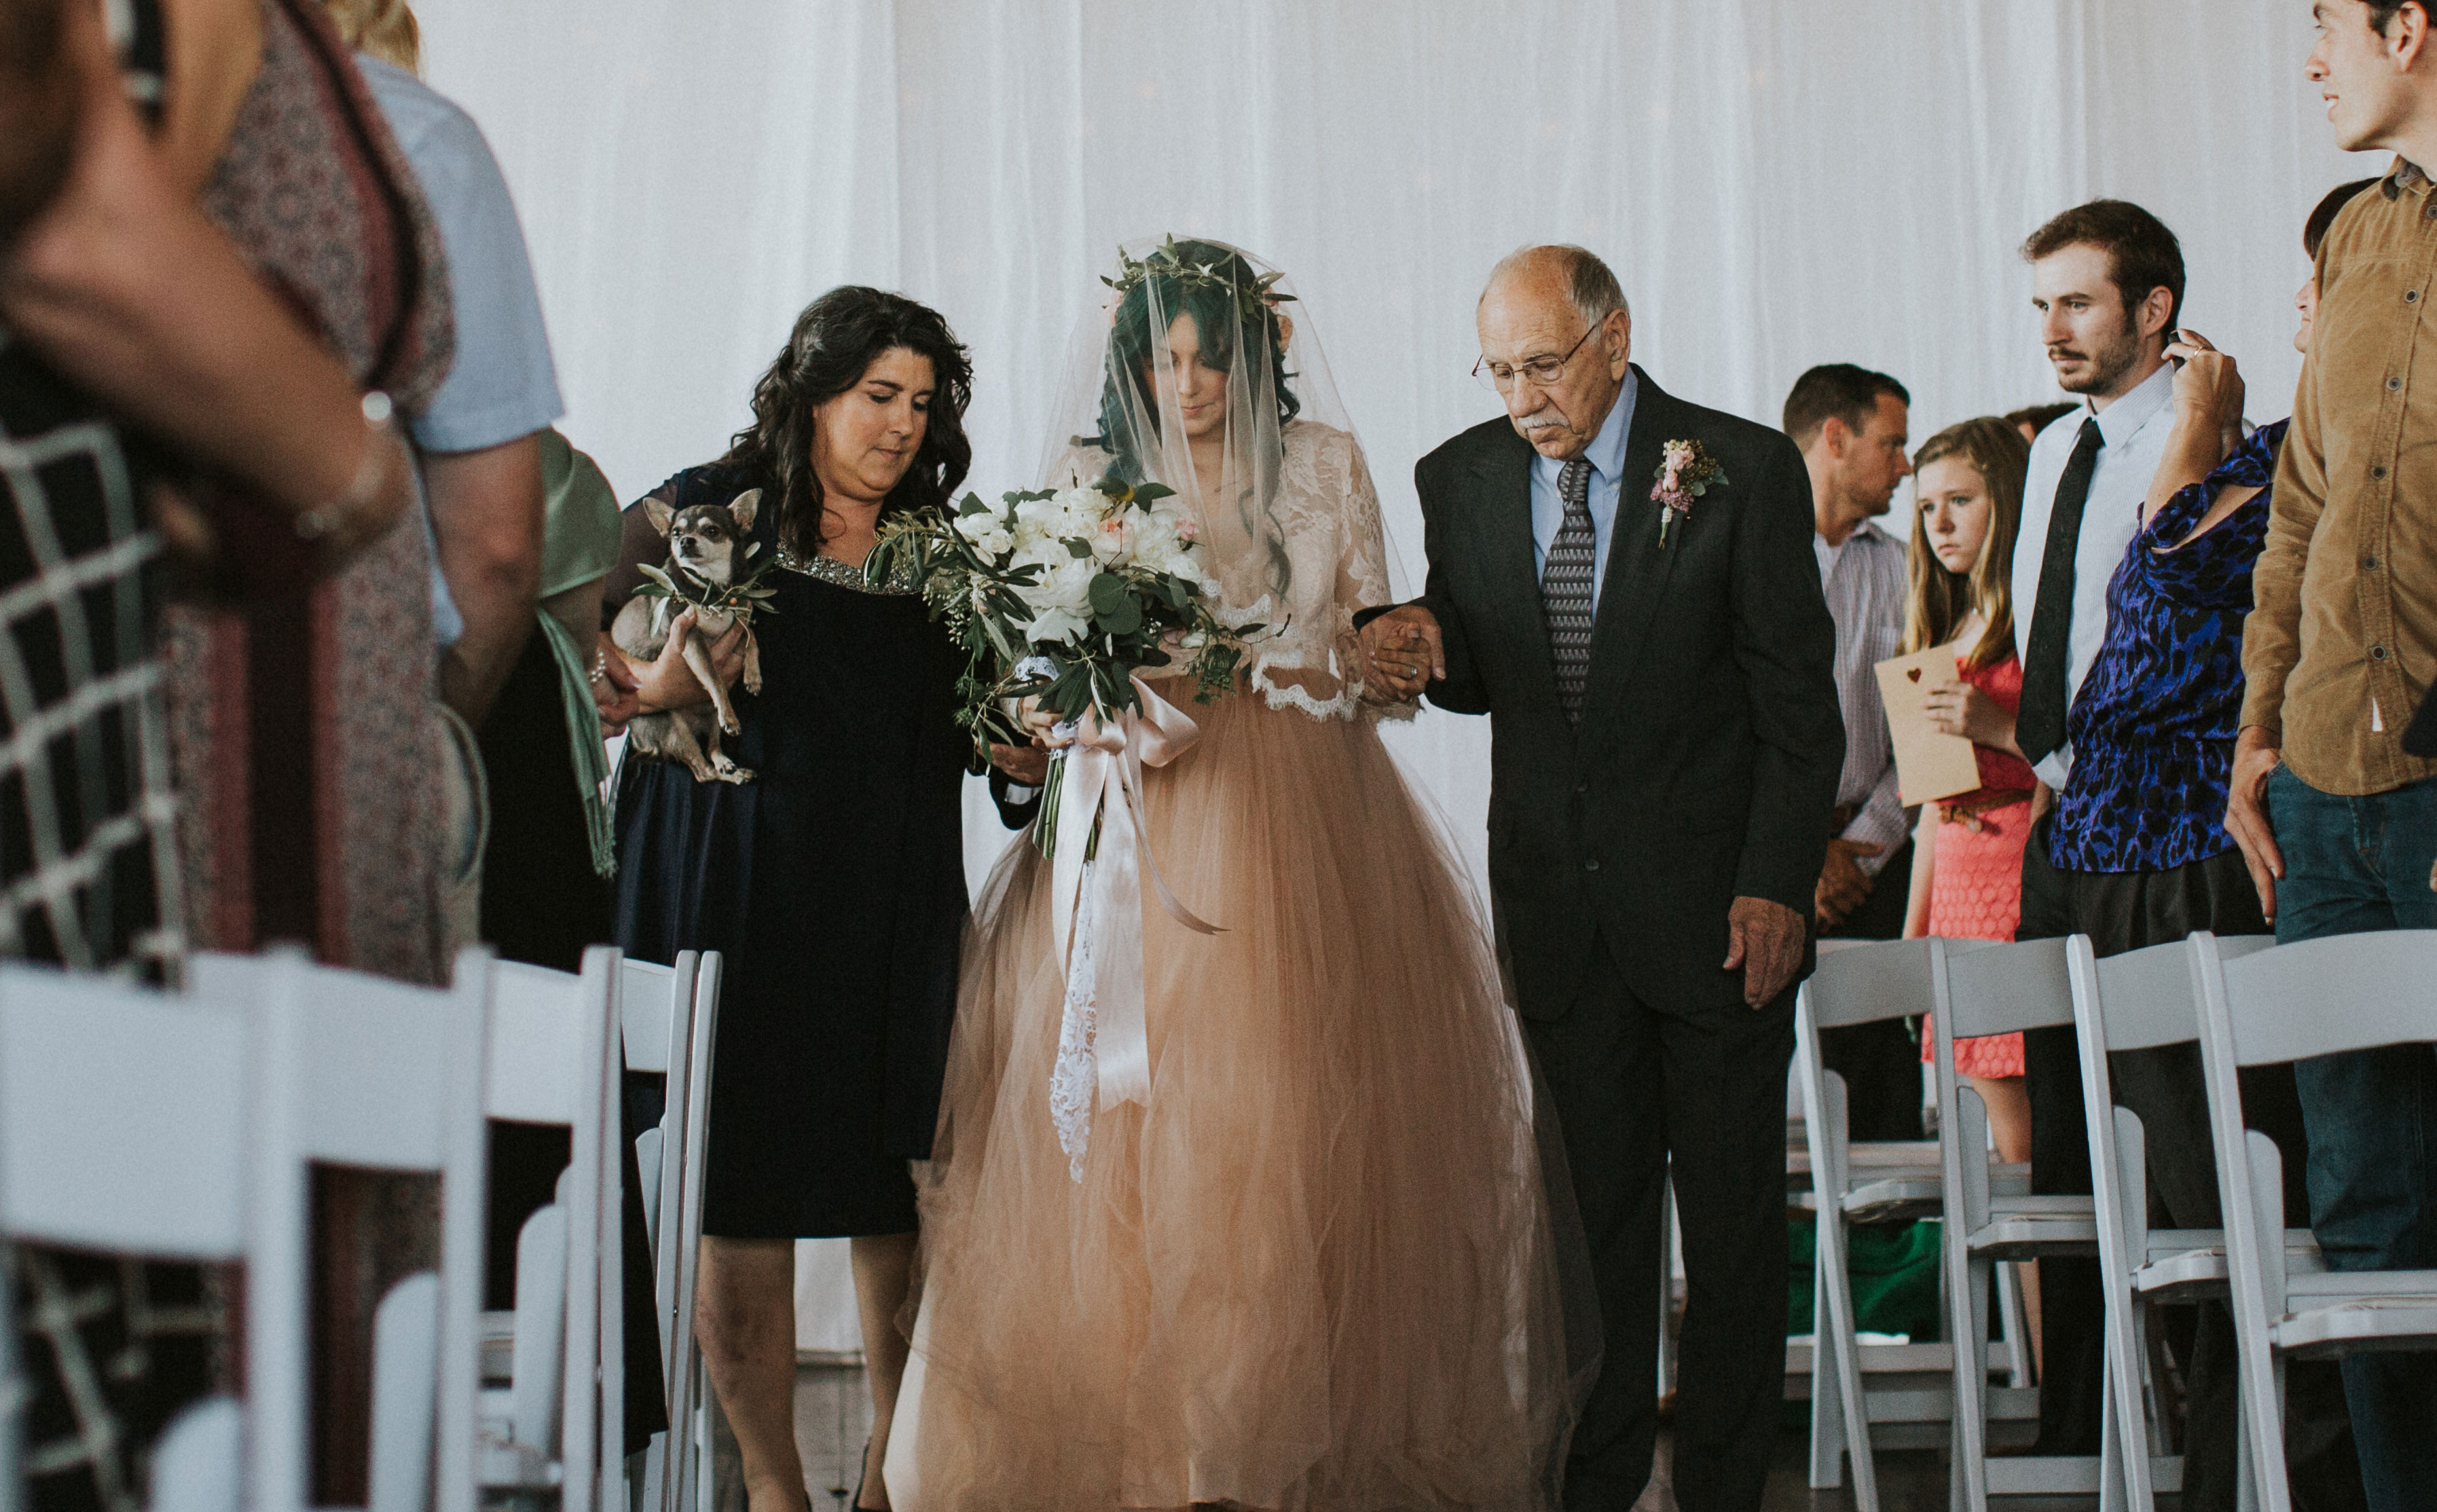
611, 488, 769, 783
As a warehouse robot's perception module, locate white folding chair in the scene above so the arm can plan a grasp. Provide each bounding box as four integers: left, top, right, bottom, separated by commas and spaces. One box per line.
482, 949, 623, 1512
1933, 936, 2106, 1509
2192, 928, 2437, 1512
185, 944, 493, 1512
0, 963, 253, 1512
663, 953, 722, 1512
1793, 936, 2030, 1512
2068, 932, 2317, 1511
618, 952, 698, 1509
619, 955, 695, 1372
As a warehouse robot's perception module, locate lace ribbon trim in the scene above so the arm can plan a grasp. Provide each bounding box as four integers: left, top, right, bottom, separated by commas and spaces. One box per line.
1247, 659, 1419, 724
1048, 859, 1099, 1181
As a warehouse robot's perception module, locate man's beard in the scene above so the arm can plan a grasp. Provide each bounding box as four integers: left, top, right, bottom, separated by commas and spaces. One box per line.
2054, 316, 2144, 397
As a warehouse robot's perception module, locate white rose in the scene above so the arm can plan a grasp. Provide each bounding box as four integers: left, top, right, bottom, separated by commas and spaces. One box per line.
1091, 516, 1134, 564
1016, 555, 1096, 616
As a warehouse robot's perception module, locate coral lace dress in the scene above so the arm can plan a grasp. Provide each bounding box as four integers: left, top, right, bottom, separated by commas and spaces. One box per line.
1920, 650, 2036, 1080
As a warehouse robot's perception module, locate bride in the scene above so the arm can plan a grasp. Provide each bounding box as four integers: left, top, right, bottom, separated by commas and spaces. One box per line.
884, 240, 1592, 1511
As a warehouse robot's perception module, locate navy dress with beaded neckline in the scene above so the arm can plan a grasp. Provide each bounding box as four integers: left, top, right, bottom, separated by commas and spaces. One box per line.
611, 461, 971, 1237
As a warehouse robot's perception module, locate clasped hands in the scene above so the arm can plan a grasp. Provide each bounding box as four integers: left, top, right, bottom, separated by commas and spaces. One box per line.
1357, 606, 1445, 702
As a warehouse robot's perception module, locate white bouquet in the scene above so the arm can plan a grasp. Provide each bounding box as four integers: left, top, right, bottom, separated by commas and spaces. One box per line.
865, 473, 1261, 769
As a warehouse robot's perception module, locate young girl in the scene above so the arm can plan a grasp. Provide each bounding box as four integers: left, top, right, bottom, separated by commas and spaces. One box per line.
1901, 417, 2038, 1162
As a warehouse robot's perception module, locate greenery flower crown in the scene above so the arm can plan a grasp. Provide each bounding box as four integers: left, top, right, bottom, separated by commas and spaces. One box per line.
1101, 236, 1297, 329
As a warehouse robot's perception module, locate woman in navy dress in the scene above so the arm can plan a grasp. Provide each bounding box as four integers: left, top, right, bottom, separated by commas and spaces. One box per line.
608, 287, 1035, 1512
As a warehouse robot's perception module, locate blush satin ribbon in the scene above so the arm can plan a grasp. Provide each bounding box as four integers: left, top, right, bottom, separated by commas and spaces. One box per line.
1047, 675, 1222, 1171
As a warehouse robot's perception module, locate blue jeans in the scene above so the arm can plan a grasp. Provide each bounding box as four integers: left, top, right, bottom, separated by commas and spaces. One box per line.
2267, 764, 2437, 1512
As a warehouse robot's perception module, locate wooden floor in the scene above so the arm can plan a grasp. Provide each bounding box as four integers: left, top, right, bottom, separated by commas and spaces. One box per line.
739, 1361, 1954, 1512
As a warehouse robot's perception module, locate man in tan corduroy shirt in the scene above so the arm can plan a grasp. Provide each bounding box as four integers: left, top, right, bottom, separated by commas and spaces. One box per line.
2224, 3, 2437, 1502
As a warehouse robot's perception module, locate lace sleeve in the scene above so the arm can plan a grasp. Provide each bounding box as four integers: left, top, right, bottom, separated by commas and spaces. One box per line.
1244, 425, 1415, 723
1331, 436, 1417, 723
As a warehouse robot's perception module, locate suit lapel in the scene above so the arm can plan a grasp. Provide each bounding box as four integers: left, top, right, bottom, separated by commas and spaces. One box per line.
1579, 368, 1682, 731
1467, 428, 1564, 718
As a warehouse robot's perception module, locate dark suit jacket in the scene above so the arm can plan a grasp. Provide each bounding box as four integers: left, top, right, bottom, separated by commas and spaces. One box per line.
1408, 367, 1843, 1018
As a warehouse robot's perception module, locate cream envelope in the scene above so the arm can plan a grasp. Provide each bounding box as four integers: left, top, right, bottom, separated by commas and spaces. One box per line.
1872, 645, 1985, 805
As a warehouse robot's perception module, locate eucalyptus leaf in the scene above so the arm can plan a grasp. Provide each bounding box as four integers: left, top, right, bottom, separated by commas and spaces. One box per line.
1086, 572, 1131, 618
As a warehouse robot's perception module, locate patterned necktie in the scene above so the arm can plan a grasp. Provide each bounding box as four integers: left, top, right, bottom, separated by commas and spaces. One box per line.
2016, 418, 2105, 765
1542, 458, 1596, 724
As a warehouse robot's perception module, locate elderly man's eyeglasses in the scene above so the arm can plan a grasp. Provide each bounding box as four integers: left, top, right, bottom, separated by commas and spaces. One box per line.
1474, 325, 1598, 393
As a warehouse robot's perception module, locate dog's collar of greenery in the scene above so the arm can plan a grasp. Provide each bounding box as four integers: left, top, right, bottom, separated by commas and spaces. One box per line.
1101, 236, 1296, 329
634, 548, 780, 619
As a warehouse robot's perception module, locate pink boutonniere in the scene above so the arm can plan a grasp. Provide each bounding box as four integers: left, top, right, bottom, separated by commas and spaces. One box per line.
1651, 439, 1727, 546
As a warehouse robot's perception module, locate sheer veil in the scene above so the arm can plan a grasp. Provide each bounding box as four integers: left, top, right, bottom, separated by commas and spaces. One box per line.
1038, 237, 1405, 720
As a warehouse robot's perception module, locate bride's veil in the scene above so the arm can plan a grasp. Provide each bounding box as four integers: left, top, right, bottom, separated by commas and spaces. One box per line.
1037, 236, 1401, 718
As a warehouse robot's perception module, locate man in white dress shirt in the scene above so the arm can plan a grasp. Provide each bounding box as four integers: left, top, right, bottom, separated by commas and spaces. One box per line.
2007, 200, 2183, 1460
1786, 364, 1922, 1141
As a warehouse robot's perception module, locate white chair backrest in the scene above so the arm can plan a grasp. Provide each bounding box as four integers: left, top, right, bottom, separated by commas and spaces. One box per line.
616, 952, 697, 1418
149, 1397, 244, 1512
0, 964, 249, 1259
185, 946, 492, 1512
1804, 936, 1999, 1029
2091, 934, 2275, 1053
2211, 928, 2437, 1066
1941, 936, 2075, 1040
620, 956, 693, 1078
366, 1274, 440, 1512
490, 961, 597, 1125
657, 951, 722, 1512
483, 948, 619, 1512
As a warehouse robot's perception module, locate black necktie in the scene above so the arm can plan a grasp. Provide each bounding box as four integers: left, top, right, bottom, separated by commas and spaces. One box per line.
2016, 418, 2104, 766
1541, 458, 1596, 723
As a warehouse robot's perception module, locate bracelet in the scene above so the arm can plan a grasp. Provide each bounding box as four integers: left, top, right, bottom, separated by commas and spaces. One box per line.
589, 650, 610, 685
295, 391, 399, 542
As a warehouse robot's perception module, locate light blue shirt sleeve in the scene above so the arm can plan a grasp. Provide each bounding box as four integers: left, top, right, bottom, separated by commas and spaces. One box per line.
1528, 369, 1637, 608
360, 59, 564, 452
356, 58, 564, 649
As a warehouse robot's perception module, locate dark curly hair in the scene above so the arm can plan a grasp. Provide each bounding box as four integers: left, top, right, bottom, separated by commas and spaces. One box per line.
724, 287, 974, 561
1091, 241, 1300, 485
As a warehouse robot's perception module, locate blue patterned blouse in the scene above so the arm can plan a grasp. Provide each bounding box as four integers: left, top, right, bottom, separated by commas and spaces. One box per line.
2050, 420, 2286, 873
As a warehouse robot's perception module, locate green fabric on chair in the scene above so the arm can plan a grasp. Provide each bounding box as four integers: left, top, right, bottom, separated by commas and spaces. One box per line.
1786, 1216, 1942, 1342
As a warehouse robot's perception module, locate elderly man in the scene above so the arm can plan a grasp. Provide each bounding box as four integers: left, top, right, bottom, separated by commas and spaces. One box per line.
1359, 246, 1842, 1512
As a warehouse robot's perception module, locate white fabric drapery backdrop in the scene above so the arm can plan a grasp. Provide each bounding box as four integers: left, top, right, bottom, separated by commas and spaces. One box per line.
419, 0, 2364, 904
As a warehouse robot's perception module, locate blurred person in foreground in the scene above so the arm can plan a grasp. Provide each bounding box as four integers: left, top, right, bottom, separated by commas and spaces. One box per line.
1, 0, 442, 1503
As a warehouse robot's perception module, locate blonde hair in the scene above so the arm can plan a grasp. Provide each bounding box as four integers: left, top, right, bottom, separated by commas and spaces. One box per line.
1901, 417, 2029, 670
322, 0, 420, 74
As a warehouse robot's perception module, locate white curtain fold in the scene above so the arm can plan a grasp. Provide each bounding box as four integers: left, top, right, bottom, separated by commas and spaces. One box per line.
420, 0, 2365, 898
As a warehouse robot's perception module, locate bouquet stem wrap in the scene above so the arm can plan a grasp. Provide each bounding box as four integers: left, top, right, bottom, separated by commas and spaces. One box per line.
1046, 674, 1223, 1178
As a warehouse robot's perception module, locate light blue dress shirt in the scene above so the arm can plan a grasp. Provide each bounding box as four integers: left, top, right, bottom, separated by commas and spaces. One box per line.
1528, 369, 1638, 610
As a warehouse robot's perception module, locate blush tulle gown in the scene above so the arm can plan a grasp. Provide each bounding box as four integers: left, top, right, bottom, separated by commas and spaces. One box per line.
886, 682, 1591, 1511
